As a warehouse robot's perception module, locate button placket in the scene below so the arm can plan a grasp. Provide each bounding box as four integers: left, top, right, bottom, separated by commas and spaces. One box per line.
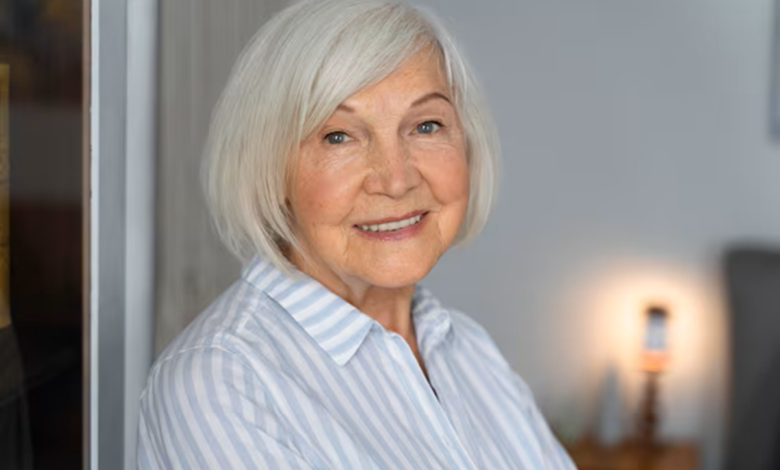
384, 332, 478, 470
426, 351, 483, 468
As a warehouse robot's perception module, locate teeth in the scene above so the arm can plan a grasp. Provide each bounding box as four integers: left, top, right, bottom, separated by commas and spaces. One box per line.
358, 214, 423, 233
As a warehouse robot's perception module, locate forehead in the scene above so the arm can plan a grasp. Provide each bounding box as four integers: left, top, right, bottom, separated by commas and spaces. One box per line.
339, 48, 449, 109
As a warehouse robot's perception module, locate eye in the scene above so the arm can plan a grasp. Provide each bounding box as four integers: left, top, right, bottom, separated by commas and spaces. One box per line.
416, 121, 442, 135
324, 131, 348, 145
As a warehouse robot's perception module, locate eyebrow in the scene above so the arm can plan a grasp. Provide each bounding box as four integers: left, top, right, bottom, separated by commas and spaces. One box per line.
335, 103, 356, 113
334, 91, 452, 114
410, 92, 452, 108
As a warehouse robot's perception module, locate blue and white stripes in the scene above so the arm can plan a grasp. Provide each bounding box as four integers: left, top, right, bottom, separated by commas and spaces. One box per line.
138, 256, 575, 469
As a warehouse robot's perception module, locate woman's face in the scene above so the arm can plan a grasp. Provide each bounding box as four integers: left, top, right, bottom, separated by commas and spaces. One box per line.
289, 48, 469, 292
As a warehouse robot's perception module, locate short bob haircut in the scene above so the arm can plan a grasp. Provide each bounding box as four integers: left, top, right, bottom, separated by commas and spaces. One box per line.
204, 0, 499, 272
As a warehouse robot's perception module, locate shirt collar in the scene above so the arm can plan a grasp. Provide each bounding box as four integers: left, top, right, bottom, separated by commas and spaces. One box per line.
411, 285, 454, 357
242, 257, 375, 366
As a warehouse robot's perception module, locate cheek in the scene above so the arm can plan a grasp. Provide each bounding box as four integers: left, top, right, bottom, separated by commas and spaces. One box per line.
421, 150, 469, 246
421, 151, 470, 207
442, 162, 469, 204
437, 166, 470, 240
292, 161, 363, 230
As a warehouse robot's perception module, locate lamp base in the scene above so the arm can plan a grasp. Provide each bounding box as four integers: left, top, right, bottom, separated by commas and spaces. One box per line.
636, 371, 661, 469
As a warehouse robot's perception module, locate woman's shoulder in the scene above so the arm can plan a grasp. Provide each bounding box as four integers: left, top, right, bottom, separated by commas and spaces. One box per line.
145, 278, 292, 394
415, 286, 505, 359
422, 291, 531, 395
447, 309, 514, 369
157, 280, 271, 351
136, 281, 312, 469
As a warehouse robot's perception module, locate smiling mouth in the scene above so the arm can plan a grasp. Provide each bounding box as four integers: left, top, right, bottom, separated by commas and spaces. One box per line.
355, 213, 426, 233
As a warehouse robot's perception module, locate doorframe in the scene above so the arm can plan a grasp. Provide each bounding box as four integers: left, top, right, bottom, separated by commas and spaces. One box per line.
88, 0, 158, 468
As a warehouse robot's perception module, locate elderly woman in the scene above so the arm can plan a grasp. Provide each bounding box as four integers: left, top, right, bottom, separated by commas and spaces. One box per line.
138, 0, 575, 469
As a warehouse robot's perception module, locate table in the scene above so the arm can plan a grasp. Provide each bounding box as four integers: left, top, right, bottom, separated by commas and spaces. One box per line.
566, 438, 698, 470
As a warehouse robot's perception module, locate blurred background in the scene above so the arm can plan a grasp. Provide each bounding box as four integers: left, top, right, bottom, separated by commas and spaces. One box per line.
3, 0, 780, 469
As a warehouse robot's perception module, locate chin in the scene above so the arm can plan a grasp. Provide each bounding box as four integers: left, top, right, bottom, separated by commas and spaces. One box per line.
357, 258, 436, 289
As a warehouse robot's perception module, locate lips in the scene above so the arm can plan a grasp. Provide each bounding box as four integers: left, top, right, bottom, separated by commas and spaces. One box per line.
354, 211, 428, 234
356, 213, 424, 233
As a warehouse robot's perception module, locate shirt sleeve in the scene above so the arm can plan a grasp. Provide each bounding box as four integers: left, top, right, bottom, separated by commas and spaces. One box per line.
137, 347, 317, 470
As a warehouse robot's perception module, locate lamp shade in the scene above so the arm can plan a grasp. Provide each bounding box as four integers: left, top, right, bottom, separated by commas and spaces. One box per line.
642, 305, 669, 372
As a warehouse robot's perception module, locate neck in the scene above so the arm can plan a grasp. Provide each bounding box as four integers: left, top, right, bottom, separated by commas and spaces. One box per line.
346, 285, 416, 338
289, 251, 416, 340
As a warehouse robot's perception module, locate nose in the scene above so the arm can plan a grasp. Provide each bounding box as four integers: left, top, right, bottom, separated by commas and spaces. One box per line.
364, 138, 422, 199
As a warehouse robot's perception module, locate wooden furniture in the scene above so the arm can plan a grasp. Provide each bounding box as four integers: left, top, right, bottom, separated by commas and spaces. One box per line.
567, 437, 698, 470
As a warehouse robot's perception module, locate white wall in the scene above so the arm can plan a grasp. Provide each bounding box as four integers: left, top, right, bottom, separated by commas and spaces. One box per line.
417, 1, 780, 469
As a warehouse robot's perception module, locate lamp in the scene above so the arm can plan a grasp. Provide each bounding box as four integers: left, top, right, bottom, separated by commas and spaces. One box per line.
641, 305, 670, 373
636, 304, 669, 463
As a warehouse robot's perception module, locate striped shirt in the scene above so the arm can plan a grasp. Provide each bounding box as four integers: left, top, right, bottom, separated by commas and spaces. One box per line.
138, 256, 576, 469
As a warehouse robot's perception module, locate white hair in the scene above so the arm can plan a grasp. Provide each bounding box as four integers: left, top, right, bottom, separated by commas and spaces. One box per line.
204, 0, 499, 271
